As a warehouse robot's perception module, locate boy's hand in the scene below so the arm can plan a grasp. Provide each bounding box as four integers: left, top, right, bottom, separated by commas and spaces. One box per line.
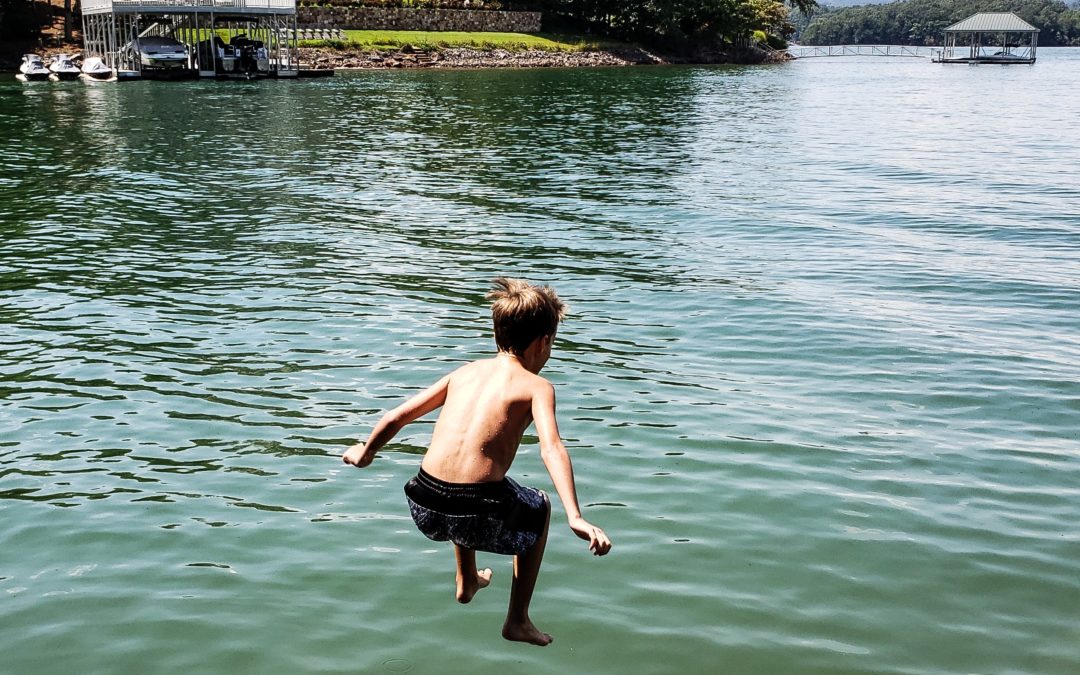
342, 443, 372, 468
568, 516, 611, 556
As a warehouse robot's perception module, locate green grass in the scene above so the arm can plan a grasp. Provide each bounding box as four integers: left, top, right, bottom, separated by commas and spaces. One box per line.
301, 30, 626, 52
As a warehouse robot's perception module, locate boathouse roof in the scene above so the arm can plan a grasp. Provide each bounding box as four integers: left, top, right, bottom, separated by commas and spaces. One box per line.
82, 0, 295, 16
944, 12, 1039, 33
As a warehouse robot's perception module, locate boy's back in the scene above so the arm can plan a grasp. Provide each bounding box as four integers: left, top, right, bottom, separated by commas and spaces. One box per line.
342, 277, 609, 646
423, 354, 548, 484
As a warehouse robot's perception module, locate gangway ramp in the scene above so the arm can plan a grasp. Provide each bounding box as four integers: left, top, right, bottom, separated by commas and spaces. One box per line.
788, 45, 936, 59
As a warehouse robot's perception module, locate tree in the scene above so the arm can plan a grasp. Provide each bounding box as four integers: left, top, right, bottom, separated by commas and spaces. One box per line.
0, 0, 40, 39
528, 0, 816, 47
796, 0, 1080, 45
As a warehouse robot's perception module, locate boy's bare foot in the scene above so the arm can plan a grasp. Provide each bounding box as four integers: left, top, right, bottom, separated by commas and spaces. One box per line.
456, 568, 492, 604
502, 619, 553, 646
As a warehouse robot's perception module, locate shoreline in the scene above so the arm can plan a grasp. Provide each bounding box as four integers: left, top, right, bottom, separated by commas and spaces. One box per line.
298, 45, 665, 70
2, 42, 788, 74
298, 45, 789, 70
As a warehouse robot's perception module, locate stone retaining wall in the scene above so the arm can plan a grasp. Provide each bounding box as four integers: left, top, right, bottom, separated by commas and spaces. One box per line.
298, 7, 542, 33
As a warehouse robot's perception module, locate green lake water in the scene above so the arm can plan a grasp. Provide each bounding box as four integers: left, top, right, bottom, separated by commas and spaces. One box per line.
1, 51, 1078, 673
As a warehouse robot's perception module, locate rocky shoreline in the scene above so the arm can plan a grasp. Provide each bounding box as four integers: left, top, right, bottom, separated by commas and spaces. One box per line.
298, 45, 665, 70
2, 42, 787, 74
298, 44, 789, 70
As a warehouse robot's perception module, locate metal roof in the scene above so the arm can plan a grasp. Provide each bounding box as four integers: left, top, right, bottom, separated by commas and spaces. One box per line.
945, 12, 1039, 33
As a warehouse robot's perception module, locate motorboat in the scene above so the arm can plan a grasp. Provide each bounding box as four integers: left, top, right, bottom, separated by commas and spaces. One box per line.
133, 35, 191, 73
231, 35, 270, 76
195, 34, 270, 77
17, 54, 50, 81
195, 37, 238, 74
48, 54, 81, 80
80, 57, 114, 80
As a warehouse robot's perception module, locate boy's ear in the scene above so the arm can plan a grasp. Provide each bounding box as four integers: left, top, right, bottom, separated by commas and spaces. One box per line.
527, 334, 551, 354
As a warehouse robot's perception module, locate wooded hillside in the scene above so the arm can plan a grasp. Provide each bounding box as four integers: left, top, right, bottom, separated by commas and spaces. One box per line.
796, 0, 1080, 45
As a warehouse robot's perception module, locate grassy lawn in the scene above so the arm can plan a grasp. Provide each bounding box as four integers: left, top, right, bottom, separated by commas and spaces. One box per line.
303, 30, 626, 52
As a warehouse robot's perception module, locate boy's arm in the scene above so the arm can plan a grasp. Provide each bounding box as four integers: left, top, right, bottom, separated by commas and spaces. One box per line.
532, 381, 612, 556
342, 374, 451, 468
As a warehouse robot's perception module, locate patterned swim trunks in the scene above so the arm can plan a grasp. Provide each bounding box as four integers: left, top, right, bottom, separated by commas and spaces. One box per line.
404, 468, 549, 556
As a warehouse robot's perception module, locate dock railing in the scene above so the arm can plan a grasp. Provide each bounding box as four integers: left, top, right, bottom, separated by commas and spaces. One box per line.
83, 0, 296, 15
788, 45, 936, 58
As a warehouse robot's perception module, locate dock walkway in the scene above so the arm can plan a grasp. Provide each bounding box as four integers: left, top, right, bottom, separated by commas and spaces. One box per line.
788, 45, 936, 59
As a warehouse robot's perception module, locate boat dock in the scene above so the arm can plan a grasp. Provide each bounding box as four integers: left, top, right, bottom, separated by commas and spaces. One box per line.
81, 0, 302, 79
932, 12, 1038, 64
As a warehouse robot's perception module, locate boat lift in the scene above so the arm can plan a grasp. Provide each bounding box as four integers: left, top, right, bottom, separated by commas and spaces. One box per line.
81, 0, 300, 79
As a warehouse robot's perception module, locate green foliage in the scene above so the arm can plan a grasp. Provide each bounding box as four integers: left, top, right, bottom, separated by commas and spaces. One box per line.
752, 26, 789, 48
318, 1, 504, 6
302, 38, 352, 49
305, 29, 616, 51
525, 0, 814, 49
797, 0, 1080, 46
766, 32, 788, 48
0, 0, 41, 39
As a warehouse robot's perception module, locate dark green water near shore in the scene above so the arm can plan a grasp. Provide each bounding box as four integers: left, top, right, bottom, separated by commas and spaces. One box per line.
2, 52, 1079, 673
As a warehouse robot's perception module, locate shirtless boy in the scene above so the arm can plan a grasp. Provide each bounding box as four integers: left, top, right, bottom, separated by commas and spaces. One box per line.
342, 277, 611, 646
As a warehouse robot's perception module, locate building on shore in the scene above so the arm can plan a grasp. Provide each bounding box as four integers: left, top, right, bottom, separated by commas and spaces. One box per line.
81, 0, 300, 79
933, 12, 1038, 64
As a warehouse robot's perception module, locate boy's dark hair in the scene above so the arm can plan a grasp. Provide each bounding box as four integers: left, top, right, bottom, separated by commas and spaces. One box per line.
487, 277, 566, 355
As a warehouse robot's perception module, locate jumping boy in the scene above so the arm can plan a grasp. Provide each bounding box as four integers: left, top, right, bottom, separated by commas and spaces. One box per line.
342, 277, 611, 646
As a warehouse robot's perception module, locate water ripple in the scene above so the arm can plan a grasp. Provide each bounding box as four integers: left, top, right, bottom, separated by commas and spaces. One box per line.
3, 53, 1080, 673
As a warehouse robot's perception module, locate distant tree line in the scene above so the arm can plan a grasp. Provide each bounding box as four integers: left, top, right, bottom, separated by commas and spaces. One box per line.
794, 0, 1080, 46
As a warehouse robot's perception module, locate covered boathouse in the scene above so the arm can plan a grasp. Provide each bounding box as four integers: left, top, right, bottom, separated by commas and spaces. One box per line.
933, 12, 1039, 64
81, 0, 300, 79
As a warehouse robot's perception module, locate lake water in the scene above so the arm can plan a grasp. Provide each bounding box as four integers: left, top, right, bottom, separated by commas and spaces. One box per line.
1, 49, 1078, 673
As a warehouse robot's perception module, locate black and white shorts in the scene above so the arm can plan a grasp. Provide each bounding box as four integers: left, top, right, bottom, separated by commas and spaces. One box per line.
404, 468, 549, 556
